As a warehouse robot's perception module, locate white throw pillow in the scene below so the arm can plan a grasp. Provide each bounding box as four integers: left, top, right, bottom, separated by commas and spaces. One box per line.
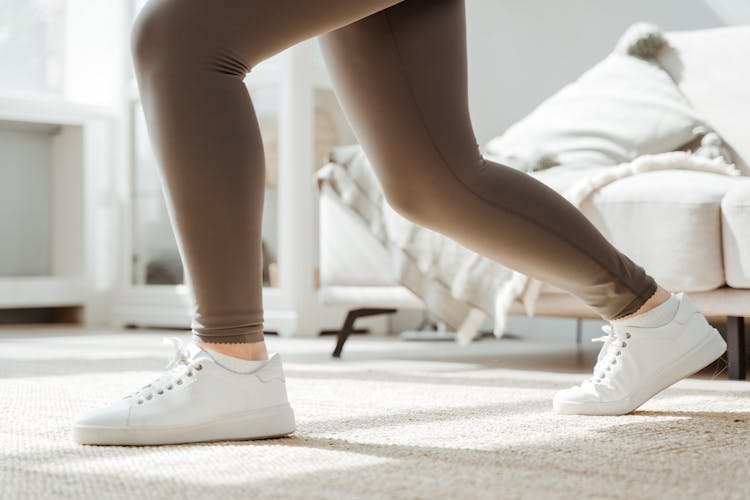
484, 42, 704, 171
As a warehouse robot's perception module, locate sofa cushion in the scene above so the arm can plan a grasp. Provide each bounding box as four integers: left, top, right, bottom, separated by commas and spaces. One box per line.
722, 180, 750, 287
483, 44, 703, 172
656, 26, 750, 175
578, 169, 741, 292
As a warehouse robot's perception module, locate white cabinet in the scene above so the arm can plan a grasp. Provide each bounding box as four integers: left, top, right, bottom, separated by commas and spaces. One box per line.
0, 97, 118, 325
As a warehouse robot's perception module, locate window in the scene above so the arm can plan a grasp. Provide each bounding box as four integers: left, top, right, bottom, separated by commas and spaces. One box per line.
0, 0, 65, 95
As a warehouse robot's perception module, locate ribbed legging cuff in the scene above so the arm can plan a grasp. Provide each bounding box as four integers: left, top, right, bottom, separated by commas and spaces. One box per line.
190, 312, 265, 343
190, 330, 265, 343
610, 279, 659, 321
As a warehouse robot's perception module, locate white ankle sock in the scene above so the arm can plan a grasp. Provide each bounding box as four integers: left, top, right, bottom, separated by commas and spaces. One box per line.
199, 345, 269, 373
613, 292, 679, 328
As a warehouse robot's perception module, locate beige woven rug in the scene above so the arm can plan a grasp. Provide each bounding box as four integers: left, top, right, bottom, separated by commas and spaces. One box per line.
1, 327, 748, 499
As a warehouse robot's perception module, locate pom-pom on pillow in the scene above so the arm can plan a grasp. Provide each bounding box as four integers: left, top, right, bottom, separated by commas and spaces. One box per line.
483, 22, 705, 172
615, 21, 664, 58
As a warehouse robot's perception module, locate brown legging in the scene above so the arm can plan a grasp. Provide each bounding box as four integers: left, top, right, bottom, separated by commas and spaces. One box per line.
131, 0, 658, 343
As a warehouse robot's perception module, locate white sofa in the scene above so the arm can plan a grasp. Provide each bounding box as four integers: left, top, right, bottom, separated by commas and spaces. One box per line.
317, 26, 750, 379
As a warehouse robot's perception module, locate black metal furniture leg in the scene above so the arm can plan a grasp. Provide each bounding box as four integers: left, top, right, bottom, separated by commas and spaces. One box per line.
332, 308, 397, 358
726, 316, 746, 380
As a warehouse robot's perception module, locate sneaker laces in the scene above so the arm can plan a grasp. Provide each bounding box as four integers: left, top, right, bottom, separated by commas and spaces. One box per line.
123, 336, 204, 404
587, 323, 631, 384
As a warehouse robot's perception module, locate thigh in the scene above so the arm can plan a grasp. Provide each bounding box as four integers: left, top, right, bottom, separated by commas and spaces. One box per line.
133, 0, 407, 69
317, 0, 481, 196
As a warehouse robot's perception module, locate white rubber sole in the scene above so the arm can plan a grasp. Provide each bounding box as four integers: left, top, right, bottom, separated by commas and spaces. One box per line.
553, 327, 727, 416
73, 402, 296, 446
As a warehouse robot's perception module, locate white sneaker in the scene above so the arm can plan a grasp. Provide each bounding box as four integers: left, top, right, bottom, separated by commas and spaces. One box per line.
553, 292, 727, 416
72, 337, 296, 445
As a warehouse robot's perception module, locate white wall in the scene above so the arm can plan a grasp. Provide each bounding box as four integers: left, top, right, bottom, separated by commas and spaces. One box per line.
465, 0, 750, 146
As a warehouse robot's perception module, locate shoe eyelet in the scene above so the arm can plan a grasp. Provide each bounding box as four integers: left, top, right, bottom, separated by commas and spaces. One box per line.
176, 379, 183, 385
195, 364, 203, 371
137, 400, 144, 404
157, 390, 164, 395
616, 351, 621, 356
146, 394, 153, 400
622, 342, 627, 348
167, 385, 173, 390
626, 332, 632, 339
611, 359, 617, 364
606, 366, 612, 371
187, 371, 193, 377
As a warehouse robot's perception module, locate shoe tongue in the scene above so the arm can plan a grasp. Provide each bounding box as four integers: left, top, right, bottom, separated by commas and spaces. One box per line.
184, 341, 212, 362
610, 321, 630, 336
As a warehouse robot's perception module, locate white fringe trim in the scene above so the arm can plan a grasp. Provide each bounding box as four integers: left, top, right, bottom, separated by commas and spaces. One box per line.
456, 307, 488, 345
492, 151, 740, 339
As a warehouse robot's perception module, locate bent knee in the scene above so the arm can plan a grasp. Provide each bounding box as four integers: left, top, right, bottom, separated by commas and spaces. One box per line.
379, 156, 487, 227
131, 0, 244, 75
382, 181, 444, 228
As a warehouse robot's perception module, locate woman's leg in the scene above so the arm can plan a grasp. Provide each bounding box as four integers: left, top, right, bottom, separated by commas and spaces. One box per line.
131, 0, 407, 357
319, 0, 729, 419
317, 0, 659, 321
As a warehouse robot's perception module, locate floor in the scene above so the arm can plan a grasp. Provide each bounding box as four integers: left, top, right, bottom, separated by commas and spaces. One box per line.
1, 325, 748, 499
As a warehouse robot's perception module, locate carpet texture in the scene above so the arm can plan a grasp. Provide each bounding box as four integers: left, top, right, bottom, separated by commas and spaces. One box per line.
1, 328, 748, 499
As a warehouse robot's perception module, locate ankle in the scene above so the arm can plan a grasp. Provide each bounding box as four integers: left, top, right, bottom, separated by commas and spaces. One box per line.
195, 340, 269, 361
617, 284, 671, 321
